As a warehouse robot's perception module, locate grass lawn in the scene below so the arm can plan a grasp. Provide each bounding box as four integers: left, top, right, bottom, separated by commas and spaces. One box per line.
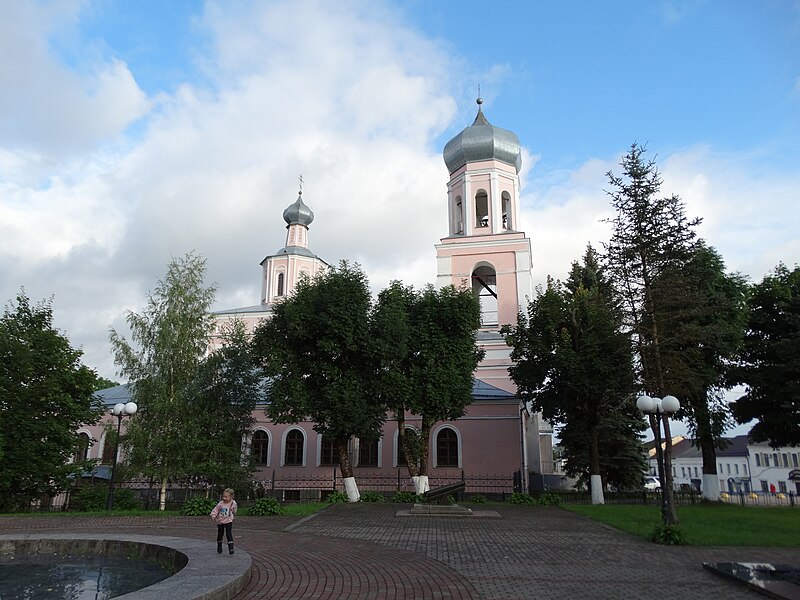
280, 502, 326, 517
2, 503, 328, 518
564, 503, 800, 546
0, 509, 182, 517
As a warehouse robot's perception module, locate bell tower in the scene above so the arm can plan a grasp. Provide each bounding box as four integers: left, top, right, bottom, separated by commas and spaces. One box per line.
436, 98, 533, 336
435, 98, 548, 486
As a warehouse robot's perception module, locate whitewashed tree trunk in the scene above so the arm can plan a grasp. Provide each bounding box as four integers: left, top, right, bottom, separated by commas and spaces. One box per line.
343, 477, 360, 502
590, 474, 605, 505
412, 475, 430, 495
703, 473, 721, 501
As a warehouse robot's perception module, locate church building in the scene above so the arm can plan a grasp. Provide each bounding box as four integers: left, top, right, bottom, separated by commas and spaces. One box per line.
81, 100, 556, 500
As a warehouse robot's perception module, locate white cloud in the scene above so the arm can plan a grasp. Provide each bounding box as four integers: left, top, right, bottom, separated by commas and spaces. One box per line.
522, 154, 614, 288
2, 0, 798, 386
0, 0, 460, 379
661, 146, 800, 279
521, 144, 800, 291
0, 2, 149, 158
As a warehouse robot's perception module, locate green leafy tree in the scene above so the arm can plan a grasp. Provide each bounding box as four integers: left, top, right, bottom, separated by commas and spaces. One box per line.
0, 292, 102, 510
188, 318, 261, 492
373, 283, 483, 492
109, 252, 217, 510
252, 261, 384, 501
504, 247, 639, 503
731, 264, 800, 447
648, 243, 748, 497
557, 415, 645, 492
93, 376, 120, 391
602, 144, 701, 522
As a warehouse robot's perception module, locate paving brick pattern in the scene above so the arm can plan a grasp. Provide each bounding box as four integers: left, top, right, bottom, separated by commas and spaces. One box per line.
288, 504, 799, 600
2, 505, 797, 599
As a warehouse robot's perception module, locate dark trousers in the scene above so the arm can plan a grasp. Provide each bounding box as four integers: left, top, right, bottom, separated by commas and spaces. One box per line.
217, 522, 233, 543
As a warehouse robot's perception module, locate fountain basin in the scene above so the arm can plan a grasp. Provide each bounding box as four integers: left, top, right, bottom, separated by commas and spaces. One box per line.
0, 533, 252, 600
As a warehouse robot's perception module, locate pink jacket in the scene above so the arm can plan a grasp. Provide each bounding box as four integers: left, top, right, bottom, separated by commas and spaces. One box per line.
210, 500, 237, 524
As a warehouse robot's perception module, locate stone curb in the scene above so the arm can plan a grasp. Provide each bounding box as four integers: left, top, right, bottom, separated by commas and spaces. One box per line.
0, 533, 252, 600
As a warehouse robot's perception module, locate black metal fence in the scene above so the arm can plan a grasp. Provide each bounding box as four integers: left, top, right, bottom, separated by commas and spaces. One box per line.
259, 470, 518, 503
24, 475, 799, 512
529, 488, 798, 507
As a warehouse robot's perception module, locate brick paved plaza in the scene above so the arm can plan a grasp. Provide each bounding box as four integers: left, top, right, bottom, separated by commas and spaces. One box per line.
2, 504, 797, 599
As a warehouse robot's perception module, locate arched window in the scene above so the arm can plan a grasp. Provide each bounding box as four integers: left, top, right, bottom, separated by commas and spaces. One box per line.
319, 436, 337, 466
284, 429, 305, 466
472, 265, 498, 326
358, 437, 379, 467
435, 428, 459, 467
454, 195, 463, 234
277, 272, 285, 297
252, 430, 269, 465
73, 432, 90, 463
101, 435, 116, 464
502, 191, 512, 230
475, 190, 489, 227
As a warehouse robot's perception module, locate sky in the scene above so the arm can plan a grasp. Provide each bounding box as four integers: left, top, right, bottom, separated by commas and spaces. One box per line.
2, 1, 799, 437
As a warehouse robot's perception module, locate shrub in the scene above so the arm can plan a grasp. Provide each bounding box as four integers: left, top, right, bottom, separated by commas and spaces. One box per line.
468, 494, 487, 504
77, 485, 107, 512
112, 488, 140, 511
507, 493, 537, 506
180, 496, 217, 516
537, 493, 562, 506
359, 491, 385, 503
246, 496, 285, 516
326, 491, 349, 504
649, 523, 687, 545
391, 491, 423, 504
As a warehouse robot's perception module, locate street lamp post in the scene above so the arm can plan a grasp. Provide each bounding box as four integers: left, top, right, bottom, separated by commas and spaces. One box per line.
637, 394, 680, 525
106, 401, 137, 511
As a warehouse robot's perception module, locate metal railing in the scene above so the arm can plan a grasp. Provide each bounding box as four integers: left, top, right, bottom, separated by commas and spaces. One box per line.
24, 475, 795, 512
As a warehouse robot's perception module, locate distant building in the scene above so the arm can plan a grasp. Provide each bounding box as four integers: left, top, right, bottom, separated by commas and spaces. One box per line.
645, 435, 800, 495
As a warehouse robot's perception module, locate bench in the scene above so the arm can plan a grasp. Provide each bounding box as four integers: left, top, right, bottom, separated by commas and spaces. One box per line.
423, 481, 466, 505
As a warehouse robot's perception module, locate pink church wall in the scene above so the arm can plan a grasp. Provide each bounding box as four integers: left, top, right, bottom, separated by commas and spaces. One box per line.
248, 400, 524, 493
261, 254, 325, 305
437, 234, 530, 328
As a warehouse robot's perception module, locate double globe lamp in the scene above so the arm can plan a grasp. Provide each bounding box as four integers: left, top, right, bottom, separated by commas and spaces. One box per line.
636, 394, 680, 524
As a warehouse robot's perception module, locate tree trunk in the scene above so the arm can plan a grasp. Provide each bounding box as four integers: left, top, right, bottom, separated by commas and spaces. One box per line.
588, 424, 605, 505
397, 414, 419, 479
337, 438, 354, 478
413, 418, 432, 495
343, 476, 360, 502
336, 439, 359, 502
700, 442, 721, 501
159, 476, 167, 511
418, 417, 432, 477
695, 402, 721, 501
661, 416, 679, 525
645, 281, 679, 525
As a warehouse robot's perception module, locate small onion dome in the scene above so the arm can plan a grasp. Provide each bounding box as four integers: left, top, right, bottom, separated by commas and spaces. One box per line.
282, 191, 314, 227
443, 97, 522, 174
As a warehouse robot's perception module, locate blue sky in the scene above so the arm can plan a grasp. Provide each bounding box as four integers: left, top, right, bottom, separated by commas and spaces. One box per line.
1, 1, 799, 440
71, 1, 800, 169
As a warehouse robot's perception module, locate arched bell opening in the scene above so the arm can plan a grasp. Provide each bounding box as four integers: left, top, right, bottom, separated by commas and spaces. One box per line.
471, 264, 498, 326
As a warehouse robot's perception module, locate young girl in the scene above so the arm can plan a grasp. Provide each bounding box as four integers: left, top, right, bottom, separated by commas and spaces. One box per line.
210, 488, 238, 554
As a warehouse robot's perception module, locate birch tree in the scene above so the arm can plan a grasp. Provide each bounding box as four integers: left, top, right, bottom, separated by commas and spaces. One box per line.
109, 252, 216, 510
